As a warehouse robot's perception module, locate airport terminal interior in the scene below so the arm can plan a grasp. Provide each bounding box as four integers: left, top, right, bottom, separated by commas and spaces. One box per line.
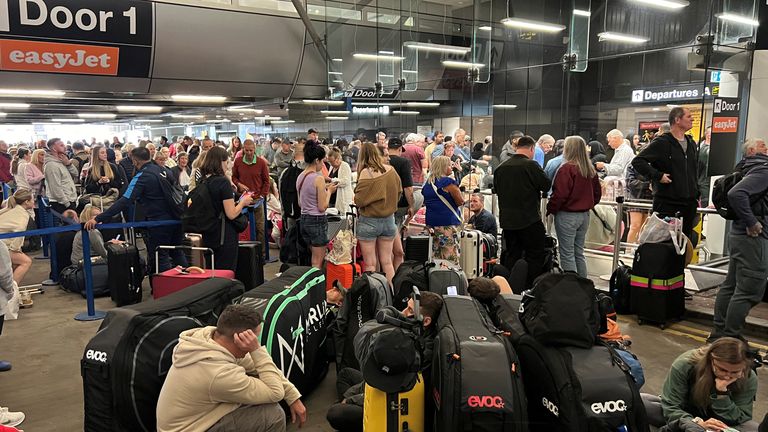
1, 0, 768, 430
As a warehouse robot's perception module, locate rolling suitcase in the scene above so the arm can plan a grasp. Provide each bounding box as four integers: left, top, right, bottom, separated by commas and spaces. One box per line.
433, 295, 527, 432
428, 260, 468, 297
151, 246, 235, 299
514, 334, 648, 432
235, 241, 264, 290
107, 243, 144, 306
404, 235, 432, 262
82, 278, 244, 432
459, 229, 484, 279
363, 373, 425, 432
630, 241, 685, 328
326, 209, 362, 291
237, 266, 329, 395
182, 233, 205, 268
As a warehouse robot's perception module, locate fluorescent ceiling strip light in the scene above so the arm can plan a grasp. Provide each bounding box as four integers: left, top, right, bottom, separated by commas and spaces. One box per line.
573, 9, 591, 16
170, 123, 190, 126
501, 17, 566, 32
116, 105, 163, 113
135, 119, 164, 123
78, 113, 116, 119
0, 89, 65, 97
52, 118, 85, 122
353, 53, 405, 61
717, 13, 759, 26
406, 102, 439, 107
493, 104, 518, 109
379, 50, 394, 55
254, 116, 282, 120
332, 58, 343, 62
402, 69, 418, 74
333, 80, 344, 84
326, 116, 349, 120
328, 71, 343, 75
442, 60, 485, 69
320, 110, 350, 115
227, 107, 263, 113
170, 114, 204, 119
33, 122, 60, 125
405, 42, 471, 54
0, 103, 30, 108
630, 0, 689, 9
171, 95, 227, 103
392, 110, 419, 115
478, 25, 492, 31
206, 119, 231, 122
380, 74, 394, 78
0, 113, 6, 117
270, 120, 296, 124
598, 32, 649, 43
302, 99, 345, 105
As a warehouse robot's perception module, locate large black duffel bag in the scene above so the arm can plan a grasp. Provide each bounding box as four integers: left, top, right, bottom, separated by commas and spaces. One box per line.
432, 295, 528, 432
81, 277, 244, 432
514, 334, 648, 432
59, 261, 110, 298
237, 266, 329, 396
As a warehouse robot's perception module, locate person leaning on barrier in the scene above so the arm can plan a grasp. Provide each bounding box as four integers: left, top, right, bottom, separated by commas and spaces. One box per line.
708, 138, 768, 344
84, 146, 188, 274
641, 338, 759, 432
156, 304, 305, 432
0, 189, 34, 284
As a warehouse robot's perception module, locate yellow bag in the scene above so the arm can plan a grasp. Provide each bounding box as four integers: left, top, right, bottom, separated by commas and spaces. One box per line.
363, 373, 425, 432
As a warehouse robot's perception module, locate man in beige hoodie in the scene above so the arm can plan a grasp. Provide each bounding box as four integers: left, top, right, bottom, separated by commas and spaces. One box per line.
156, 305, 306, 432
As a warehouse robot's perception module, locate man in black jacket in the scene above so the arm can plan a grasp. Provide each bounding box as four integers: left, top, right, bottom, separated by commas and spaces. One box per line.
631, 107, 699, 243
494, 136, 551, 287
709, 138, 768, 342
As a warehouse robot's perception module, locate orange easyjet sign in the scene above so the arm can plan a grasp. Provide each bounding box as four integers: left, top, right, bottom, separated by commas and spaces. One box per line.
0, 39, 119, 75
712, 117, 738, 133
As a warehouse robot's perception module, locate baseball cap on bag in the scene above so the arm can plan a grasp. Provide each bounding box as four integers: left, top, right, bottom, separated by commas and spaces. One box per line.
354, 321, 421, 393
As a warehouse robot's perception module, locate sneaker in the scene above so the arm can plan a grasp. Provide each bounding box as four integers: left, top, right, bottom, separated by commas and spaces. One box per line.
0, 407, 25, 427
0, 361, 10, 372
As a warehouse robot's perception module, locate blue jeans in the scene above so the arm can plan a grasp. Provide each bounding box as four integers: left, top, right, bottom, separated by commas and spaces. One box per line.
554, 211, 590, 277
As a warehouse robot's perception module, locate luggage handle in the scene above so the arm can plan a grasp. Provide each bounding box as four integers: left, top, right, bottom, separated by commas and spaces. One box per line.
155, 245, 215, 275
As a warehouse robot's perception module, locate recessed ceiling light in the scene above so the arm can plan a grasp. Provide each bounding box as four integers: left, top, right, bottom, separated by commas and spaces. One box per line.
442, 60, 485, 69
0, 89, 65, 98
0, 113, 6, 117
227, 106, 264, 114
404, 42, 471, 54
500, 17, 566, 33
493, 104, 518, 109
254, 116, 282, 121
478, 25, 492, 31
171, 95, 227, 103
406, 102, 440, 107
353, 53, 405, 61
320, 110, 351, 115
270, 120, 296, 124
52, 118, 85, 122
116, 105, 163, 113
598, 32, 649, 43
206, 119, 231, 123
392, 110, 420, 115
170, 114, 205, 119
0, 103, 30, 109
326, 116, 349, 120
717, 13, 760, 27
573, 9, 591, 16
135, 119, 164, 123
629, 0, 689, 9
78, 113, 117, 119
332, 58, 343, 62
328, 71, 343, 75
302, 99, 346, 106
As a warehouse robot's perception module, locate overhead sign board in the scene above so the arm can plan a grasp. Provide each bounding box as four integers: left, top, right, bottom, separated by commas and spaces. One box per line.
630, 83, 719, 103
0, 0, 153, 77
709, 97, 742, 176
343, 88, 399, 99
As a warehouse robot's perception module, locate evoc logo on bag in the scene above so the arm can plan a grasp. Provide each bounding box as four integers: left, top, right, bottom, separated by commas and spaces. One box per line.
542, 397, 559, 417
86, 349, 107, 363
467, 395, 504, 409
591, 400, 627, 414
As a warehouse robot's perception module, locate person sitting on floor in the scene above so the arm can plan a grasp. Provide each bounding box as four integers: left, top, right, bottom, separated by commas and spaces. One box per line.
326, 291, 444, 432
71, 205, 123, 265
156, 304, 307, 432
641, 337, 759, 432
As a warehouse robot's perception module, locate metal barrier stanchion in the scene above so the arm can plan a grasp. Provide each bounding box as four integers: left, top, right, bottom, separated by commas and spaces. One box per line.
74, 227, 106, 321
611, 196, 624, 272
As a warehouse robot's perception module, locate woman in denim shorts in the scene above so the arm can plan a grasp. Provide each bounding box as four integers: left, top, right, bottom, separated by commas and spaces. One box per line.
353, 142, 402, 285
297, 143, 338, 269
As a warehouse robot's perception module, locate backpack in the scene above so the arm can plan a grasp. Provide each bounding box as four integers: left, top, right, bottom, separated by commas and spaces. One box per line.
181, 177, 219, 234
280, 162, 302, 220
154, 169, 187, 219
609, 261, 633, 315
712, 162, 768, 220
519, 272, 601, 348
391, 260, 429, 311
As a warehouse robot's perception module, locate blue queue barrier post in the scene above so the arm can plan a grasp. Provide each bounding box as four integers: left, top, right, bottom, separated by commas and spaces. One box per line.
36, 196, 51, 260
248, 205, 257, 242
1, 182, 9, 201
41, 200, 59, 287
74, 227, 106, 321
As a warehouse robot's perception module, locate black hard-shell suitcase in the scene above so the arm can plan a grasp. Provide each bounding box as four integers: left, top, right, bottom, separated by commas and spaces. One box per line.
428, 260, 468, 297
433, 295, 528, 432
630, 241, 685, 327
82, 278, 244, 432
235, 241, 265, 290
107, 243, 144, 306
514, 334, 648, 432
237, 266, 329, 396
404, 235, 432, 262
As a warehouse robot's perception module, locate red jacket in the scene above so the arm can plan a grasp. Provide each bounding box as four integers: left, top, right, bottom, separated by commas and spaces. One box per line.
0, 153, 12, 183
232, 155, 270, 198
547, 162, 601, 214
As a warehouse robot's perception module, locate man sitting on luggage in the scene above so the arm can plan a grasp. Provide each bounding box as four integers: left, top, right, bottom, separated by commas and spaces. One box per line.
467, 193, 497, 236
326, 291, 444, 432
156, 304, 306, 432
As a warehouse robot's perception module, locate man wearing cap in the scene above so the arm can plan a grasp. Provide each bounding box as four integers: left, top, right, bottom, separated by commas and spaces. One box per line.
326, 292, 444, 432
384, 138, 415, 271
308, 128, 319, 142
500, 130, 524, 163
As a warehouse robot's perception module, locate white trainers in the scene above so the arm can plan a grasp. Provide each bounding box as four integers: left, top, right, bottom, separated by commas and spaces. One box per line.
0, 407, 25, 427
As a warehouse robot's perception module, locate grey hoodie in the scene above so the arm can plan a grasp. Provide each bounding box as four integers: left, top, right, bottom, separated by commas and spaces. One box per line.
729, 153, 768, 239
0, 241, 14, 316
43, 152, 78, 207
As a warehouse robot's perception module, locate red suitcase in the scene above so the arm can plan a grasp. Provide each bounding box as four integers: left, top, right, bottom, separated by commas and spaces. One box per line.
151, 245, 235, 299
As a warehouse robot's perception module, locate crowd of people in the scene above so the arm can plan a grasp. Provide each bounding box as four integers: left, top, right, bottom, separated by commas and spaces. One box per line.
0, 104, 766, 431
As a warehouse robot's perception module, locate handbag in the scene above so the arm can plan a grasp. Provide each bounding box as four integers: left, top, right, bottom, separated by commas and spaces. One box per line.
637, 213, 688, 255
231, 213, 249, 233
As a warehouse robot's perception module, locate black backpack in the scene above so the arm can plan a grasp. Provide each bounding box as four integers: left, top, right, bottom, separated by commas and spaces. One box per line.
155, 170, 187, 219
181, 177, 219, 234
391, 260, 429, 311
280, 162, 303, 220
712, 162, 768, 220
519, 272, 600, 349
610, 261, 633, 315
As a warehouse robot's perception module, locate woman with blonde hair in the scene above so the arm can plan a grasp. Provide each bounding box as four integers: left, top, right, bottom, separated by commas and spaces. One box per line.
642, 337, 759, 431
71, 205, 116, 264
83, 144, 125, 196
546, 136, 601, 277
0, 189, 34, 283
25, 149, 46, 196
354, 142, 401, 284
422, 155, 464, 265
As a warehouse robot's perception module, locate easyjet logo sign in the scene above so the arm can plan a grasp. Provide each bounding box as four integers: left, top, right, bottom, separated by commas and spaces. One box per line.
0, 38, 118, 75
712, 117, 738, 133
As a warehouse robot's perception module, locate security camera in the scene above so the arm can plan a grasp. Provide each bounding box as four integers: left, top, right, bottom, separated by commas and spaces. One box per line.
279, 104, 285, 110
